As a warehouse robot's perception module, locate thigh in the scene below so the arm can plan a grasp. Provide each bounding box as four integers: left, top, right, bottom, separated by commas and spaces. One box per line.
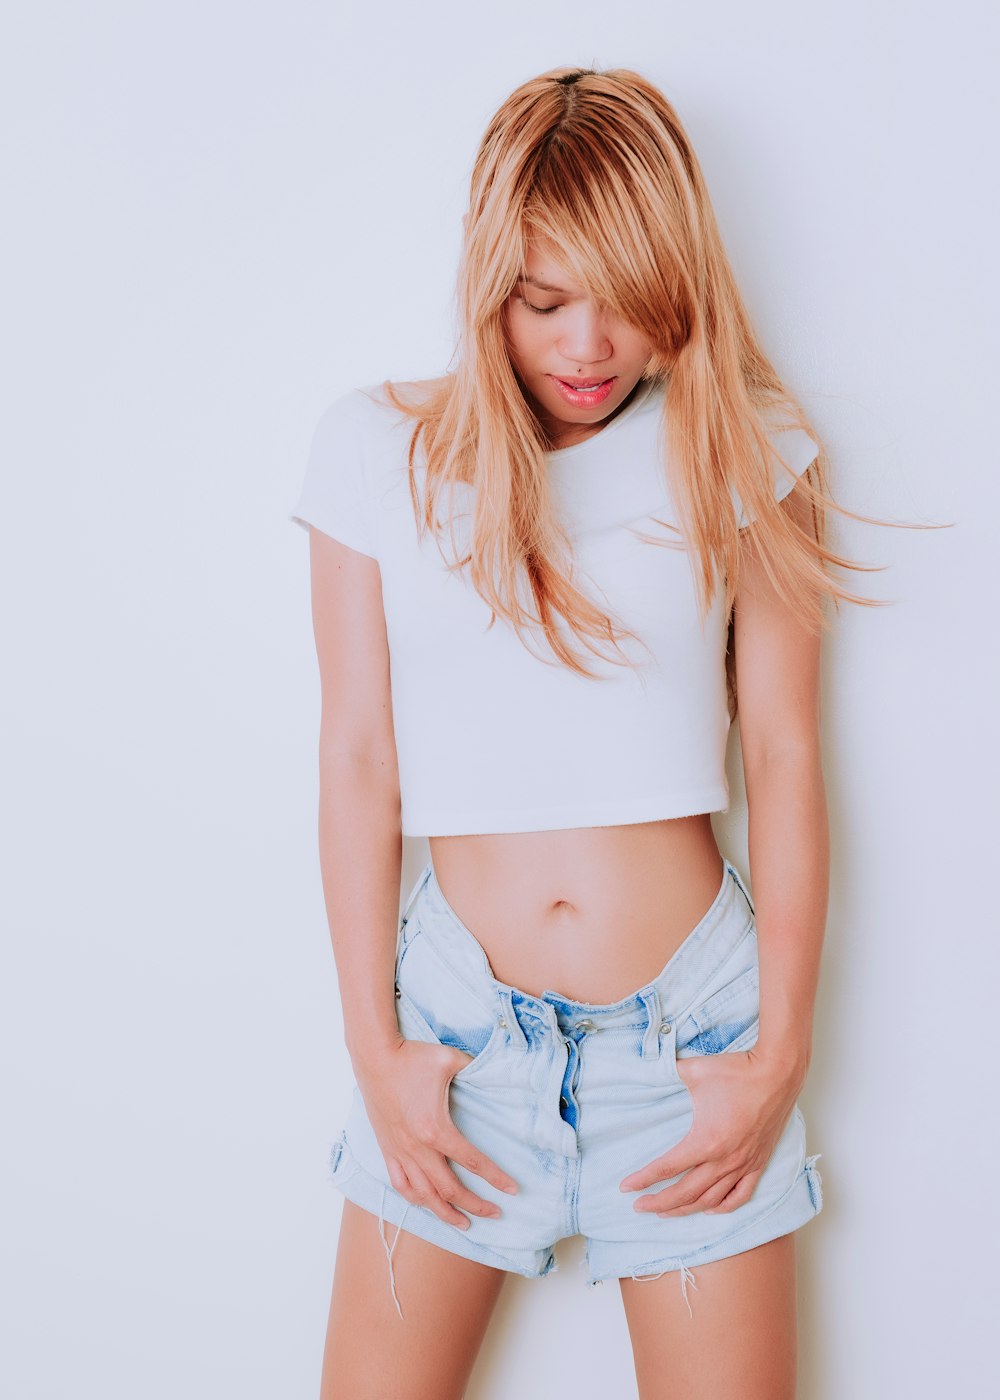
619, 1233, 797, 1400
320, 1202, 508, 1400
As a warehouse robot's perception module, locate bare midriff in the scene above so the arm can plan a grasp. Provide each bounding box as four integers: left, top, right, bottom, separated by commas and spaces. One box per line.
427, 814, 725, 1004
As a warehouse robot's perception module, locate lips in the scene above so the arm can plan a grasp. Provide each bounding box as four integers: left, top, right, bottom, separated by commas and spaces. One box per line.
550, 375, 617, 406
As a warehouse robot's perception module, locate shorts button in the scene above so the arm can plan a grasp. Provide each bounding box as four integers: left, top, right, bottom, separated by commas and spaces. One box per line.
394, 986, 401, 999
577, 1019, 597, 1032
560, 1095, 569, 1107
498, 1017, 507, 1028
660, 1020, 671, 1033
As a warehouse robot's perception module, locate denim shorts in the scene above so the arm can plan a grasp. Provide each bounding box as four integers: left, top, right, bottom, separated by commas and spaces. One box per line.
327, 856, 824, 1320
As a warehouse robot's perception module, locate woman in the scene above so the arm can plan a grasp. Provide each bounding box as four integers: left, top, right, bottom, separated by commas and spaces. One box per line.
292, 65, 871, 1400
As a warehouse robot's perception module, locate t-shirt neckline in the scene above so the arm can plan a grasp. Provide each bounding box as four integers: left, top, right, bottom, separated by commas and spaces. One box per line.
543, 375, 663, 467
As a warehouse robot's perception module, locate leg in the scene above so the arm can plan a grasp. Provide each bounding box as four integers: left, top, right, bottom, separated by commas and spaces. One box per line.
320, 1201, 508, 1400
619, 1232, 798, 1400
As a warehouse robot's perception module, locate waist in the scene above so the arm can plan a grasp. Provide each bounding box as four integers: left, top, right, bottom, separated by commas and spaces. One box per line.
426, 815, 725, 1002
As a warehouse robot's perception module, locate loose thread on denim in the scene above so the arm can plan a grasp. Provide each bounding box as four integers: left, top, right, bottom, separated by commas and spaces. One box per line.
378, 1184, 410, 1321
678, 1262, 698, 1318
630, 1262, 698, 1318
804, 1152, 824, 1208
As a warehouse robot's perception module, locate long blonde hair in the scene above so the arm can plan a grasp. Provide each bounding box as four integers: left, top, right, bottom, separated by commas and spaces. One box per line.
377, 65, 910, 715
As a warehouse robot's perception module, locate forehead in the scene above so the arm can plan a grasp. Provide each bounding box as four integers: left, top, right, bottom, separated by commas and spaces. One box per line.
518, 236, 582, 294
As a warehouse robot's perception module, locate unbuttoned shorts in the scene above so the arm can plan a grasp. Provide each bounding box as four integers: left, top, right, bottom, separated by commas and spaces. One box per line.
326, 855, 824, 1317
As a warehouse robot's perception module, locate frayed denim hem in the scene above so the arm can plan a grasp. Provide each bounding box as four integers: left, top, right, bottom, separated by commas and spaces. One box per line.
327, 1130, 558, 1319
583, 1152, 824, 1318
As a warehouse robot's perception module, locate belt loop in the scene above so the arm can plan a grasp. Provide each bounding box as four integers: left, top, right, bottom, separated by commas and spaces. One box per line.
726, 859, 755, 917
639, 987, 662, 1059
497, 987, 528, 1051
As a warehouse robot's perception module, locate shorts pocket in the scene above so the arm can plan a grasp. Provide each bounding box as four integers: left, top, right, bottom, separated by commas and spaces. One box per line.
677, 965, 759, 1057
394, 922, 503, 1082
673, 931, 760, 1061
719, 1014, 760, 1053
394, 985, 504, 1081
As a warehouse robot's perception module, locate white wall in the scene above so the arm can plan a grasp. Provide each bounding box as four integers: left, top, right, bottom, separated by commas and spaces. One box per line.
3, 2, 997, 1396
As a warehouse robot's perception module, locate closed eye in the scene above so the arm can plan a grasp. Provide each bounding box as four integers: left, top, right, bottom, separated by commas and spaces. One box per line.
517, 295, 559, 316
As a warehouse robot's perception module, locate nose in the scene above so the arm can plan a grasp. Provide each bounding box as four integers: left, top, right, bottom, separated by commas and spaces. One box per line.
556, 306, 613, 365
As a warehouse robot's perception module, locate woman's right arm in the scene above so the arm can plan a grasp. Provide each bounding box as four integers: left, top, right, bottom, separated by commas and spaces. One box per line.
306, 526, 518, 1226
308, 525, 404, 1067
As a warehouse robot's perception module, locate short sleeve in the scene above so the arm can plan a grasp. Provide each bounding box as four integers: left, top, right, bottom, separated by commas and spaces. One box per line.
733, 421, 820, 529
288, 389, 378, 558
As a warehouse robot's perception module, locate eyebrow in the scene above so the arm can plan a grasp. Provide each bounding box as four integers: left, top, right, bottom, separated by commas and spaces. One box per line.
516, 275, 573, 294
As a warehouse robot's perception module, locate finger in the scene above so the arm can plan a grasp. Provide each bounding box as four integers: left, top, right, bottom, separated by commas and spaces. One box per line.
703, 1171, 760, 1214
441, 1122, 519, 1198
632, 1161, 715, 1214
619, 1143, 703, 1193
697, 1169, 747, 1212
423, 1156, 506, 1225
646, 1167, 745, 1217
394, 1157, 474, 1230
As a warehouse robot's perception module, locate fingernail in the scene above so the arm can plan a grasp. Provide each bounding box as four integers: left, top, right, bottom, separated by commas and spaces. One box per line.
502, 1184, 518, 1194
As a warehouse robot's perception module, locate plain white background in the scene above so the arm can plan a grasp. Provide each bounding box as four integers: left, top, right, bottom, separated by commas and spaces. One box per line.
3, 2, 997, 1396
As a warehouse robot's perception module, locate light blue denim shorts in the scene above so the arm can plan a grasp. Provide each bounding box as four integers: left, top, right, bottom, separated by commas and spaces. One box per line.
327, 856, 824, 1319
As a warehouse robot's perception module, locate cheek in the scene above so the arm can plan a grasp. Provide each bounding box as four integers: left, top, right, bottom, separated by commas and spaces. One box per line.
616, 324, 652, 361
504, 310, 547, 364
502, 303, 524, 347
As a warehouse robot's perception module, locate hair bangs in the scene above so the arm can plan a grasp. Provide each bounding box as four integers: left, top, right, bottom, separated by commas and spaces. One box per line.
519, 133, 692, 352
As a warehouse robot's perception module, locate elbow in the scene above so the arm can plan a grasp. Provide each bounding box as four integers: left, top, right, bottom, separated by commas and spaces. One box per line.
742, 732, 823, 786
318, 743, 402, 797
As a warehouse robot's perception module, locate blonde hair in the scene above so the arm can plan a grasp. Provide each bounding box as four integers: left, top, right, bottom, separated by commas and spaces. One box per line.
376, 65, 920, 716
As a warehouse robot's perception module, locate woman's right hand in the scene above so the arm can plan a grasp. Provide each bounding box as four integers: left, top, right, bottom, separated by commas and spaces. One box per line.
354, 1038, 519, 1230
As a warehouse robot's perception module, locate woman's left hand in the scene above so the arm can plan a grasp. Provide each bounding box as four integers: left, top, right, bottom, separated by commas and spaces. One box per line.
619, 1048, 804, 1216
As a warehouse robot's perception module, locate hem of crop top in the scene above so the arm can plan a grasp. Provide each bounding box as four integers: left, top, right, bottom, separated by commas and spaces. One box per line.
401, 784, 731, 838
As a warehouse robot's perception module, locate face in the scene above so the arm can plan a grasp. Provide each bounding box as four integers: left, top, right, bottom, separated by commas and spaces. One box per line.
502, 237, 654, 451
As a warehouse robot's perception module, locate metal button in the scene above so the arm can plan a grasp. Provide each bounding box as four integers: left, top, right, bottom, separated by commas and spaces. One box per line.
394, 986, 401, 999
498, 1017, 507, 1029
660, 1020, 671, 1033
577, 1019, 597, 1032
560, 1096, 569, 1108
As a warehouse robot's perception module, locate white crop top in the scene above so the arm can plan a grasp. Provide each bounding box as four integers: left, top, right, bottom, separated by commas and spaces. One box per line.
290, 376, 819, 837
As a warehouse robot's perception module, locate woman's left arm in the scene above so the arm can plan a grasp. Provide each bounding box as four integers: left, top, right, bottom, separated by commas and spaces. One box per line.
619, 480, 829, 1214
734, 479, 830, 1096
